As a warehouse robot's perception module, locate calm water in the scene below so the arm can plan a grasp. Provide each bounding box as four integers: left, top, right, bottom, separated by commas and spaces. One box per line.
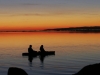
0, 32, 100, 75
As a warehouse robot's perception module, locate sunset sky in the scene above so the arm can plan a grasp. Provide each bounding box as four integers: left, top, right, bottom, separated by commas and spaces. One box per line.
0, 0, 100, 31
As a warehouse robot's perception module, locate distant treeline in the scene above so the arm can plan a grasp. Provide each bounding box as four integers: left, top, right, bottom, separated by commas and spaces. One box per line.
0, 30, 37, 32
43, 26, 100, 33
1, 26, 100, 33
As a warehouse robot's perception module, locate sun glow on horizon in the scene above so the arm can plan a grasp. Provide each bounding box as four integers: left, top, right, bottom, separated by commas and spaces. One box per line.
0, 0, 100, 31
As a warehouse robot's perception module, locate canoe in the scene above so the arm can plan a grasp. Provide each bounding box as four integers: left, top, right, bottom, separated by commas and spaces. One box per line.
22, 51, 55, 56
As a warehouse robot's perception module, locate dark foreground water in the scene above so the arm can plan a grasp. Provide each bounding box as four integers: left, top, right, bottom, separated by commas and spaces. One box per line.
0, 32, 100, 75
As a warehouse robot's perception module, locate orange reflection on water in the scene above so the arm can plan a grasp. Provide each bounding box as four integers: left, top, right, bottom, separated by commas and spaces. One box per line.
0, 32, 100, 55
0, 32, 100, 46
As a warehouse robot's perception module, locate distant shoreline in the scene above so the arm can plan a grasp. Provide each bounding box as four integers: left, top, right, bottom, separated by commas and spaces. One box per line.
43, 26, 100, 33
1, 26, 100, 33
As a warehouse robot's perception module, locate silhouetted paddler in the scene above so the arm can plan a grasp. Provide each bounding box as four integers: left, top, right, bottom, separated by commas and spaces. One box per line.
40, 45, 45, 52
28, 45, 37, 56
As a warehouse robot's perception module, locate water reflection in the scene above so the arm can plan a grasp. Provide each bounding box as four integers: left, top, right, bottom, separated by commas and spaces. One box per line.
39, 55, 46, 68
26, 53, 55, 67
28, 55, 37, 67
39, 55, 46, 63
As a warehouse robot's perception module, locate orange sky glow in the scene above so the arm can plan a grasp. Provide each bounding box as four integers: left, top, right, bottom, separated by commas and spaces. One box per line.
0, 0, 100, 31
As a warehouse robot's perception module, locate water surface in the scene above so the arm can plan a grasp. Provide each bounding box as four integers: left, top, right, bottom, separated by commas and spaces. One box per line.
0, 32, 100, 75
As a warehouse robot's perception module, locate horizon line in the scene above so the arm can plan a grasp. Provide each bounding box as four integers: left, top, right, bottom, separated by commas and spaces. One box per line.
0, 26, 100, 32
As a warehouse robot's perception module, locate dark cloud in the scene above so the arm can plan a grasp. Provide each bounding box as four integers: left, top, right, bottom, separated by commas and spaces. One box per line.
8, 13, 47, 17
82, 13, 99, 15
1, 9, 99, 17
22, 3, 39, 6
3, 12, 99, 17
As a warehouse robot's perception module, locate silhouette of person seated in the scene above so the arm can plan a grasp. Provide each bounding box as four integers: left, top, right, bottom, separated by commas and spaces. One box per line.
40, 45, 45, 52
28, 45, 37, 55
28, 45, 37, 62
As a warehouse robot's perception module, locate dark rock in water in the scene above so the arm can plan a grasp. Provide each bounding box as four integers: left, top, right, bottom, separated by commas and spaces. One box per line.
8, 67, 28, 75
73, 63, 100, 75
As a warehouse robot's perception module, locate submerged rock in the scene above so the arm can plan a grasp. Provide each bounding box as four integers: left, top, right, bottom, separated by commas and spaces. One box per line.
8, 67, 28, 75
73, 63, 100, 75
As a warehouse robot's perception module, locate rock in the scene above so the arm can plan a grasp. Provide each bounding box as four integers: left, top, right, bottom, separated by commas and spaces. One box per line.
8, 67, 28, 75
73, 63, 100, 75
